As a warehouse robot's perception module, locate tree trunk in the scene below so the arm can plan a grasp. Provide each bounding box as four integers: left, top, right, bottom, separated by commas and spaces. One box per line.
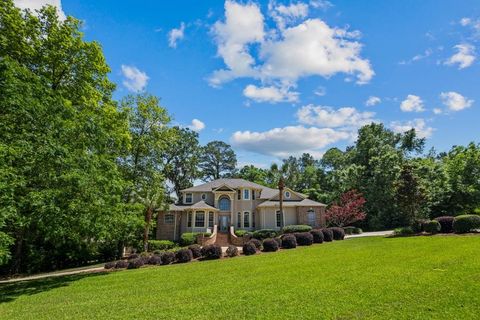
11, 228, 25, 275
143, 207, 153, 252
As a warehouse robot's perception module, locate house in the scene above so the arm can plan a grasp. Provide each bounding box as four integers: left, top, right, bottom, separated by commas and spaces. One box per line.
156, 178, 326, 244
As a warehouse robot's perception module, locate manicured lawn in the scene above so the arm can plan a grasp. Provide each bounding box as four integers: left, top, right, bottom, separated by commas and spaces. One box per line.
1, 236, 480, 319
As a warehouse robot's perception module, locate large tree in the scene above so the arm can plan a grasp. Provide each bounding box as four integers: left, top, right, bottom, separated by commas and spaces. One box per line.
199, 141, 237, 181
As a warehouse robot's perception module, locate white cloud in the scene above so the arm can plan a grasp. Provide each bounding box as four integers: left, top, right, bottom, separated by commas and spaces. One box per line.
314, 86, 326, 96
440, 91, 474, 111
121, 65, 149, 92
433, 108, 443, 115
168, 22, 186, 48
399, 48, 433, 65
14, 0, 66, 20
296, 104, 376, 128
390, 119, 434, 139
243, 84, 299, 103
445, 44, 476, 69
231, 126, 350, 157
269, 1, 309, 29
460, 17, 472, 26
365, 96, 381, 106
400, 94, 425, 112
209, 1, 374, 92
187, 119, 206, 132
309, 0, 333, 10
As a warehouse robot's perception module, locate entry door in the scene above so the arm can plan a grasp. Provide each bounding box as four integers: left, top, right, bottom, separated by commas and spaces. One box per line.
219, 215, 229, 232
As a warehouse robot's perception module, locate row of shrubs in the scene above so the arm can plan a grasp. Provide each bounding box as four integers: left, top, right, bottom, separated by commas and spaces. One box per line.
394, 214, 480, 236
234, 225, 362, 240
106, 227, 347, 270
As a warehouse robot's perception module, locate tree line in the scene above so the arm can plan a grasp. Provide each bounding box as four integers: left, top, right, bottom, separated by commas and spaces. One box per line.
1, 2, 479, 274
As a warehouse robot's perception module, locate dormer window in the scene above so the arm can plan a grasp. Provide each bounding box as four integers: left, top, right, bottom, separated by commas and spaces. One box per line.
243, 189, 250, 200
285, 191, 291, 199
185, 193, 193, 204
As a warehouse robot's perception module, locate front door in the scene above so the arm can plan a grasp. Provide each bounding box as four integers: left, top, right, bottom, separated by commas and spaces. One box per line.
219, 215, 230, 232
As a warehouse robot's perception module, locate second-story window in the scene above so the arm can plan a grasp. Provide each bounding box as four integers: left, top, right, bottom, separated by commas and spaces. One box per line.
237, 189, 241, 200
201, 193, 207, 201
219, 196, 231, 211
252, 190, 255, 200
243, 189, 250, 200
185, 193, 193, 204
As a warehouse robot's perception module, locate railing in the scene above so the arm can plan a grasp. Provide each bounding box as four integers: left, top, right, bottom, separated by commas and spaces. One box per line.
196, 225, 217, 246
228, 226, 251, 246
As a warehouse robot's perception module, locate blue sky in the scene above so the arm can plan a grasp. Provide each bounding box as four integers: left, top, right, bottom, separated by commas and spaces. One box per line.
16, 0, 480, 167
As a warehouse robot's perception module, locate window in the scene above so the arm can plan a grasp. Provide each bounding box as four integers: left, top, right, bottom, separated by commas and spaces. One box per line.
243, 189, 250, 200
276, 210, 283, 228
219, 196, 231, 211
185, 193, 193, 204
208, 212, 214, 228
187, 212, 192, 228
252, 190, 255, 200
164, 214, 174, 224
285, 191, 291, 199
195, 211, 205, 227
252, 212, 255, 228
201, 193, 207, 201
237, 189, 241, 200
237, 212, 241, 228
244, 212, 250, 228
307, 209, 316, 227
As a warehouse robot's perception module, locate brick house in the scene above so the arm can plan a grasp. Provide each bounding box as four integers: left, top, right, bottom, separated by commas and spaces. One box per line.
156, 178, 326, 243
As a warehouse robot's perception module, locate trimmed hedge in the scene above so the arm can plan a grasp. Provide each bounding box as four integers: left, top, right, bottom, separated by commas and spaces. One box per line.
176, 248, 193, 263
201, 244, 222, 260
115, 260, 129, 269
282, 225, 312, 234
253, 229, 278, 240
243, 242, 257, 256
148, 240, 176, 251
262, 238, 279, 252
226, 245, 239, 257
161, 251, 176, 265
330, 227, 345, 240
188, 244, 202, 259
343, 226, 355, 235
148, 255, 162, 265
104, 261, 116, 269
248, 238, 262, 250
435, 216, 455, 233
274, 237, 282, 247
180, 232, 212, 246
310, 229, 324, 243
234, 229, 250, 237
411, 219, 428, 233
353, 227, 363, 234
127, 258, 144, 269
321, 228, 333, 242
281, 234, 297, 249
453, 214, 480, 233
394, 226, 415, 236
294, 232, 313, 246
423, 220, 441, 234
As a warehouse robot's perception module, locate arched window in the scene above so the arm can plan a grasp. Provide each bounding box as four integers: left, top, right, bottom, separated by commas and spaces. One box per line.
218, 196, 231, 211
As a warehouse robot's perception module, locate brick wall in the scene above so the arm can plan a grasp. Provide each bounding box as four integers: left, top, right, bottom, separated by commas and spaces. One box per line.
296, 206, 326, 229
156, 211, 180, 241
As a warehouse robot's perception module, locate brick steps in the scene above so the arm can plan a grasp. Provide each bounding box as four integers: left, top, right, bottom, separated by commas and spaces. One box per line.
215, 232, 231, 247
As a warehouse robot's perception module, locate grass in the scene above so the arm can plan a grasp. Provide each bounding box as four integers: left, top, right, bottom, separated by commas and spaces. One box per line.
1, 236, 480, 319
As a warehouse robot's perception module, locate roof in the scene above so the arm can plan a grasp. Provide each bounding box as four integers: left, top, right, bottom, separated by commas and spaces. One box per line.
257, 198, 326, 208
169, 200, 219, 211
180, 178, 278, 199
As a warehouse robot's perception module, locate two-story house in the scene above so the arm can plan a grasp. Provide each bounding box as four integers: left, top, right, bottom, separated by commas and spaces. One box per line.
156, 178, 327, 242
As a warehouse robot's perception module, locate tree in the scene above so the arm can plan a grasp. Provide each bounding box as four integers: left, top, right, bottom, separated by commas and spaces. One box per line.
395, 164, 426, 226
325, 190, 366, 227
163, 127, 201, 201
199, 141, 237, 181
236, 165, 268, 185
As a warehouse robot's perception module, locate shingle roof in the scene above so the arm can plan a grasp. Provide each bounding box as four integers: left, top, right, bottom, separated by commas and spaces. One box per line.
257, 198, 326, 208
169, 200, 218, 211
181, 178, 278, 199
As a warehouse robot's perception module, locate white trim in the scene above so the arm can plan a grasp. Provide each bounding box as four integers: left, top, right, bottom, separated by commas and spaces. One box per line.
243, 188, 250, 200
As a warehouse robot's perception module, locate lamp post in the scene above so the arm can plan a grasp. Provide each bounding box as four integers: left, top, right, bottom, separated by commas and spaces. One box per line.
278, 176, 285, 228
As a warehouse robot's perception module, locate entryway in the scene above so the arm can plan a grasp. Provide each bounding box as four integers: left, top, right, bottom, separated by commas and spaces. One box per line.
218, 215, 230, 232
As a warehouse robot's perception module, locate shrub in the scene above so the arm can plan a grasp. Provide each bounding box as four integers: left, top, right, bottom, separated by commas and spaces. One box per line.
252, 229, 278, 240
262, 238, 279, 252
281, 234, 297, 249
225, 245, 239, 257
411, 219, 428, 233
435, 216, 455, 233
282, 225, 312, 234
353, 227, 363, 234
242, 242, 257, 256
104, 261, 116, 269
294, 232, 314, 246
148, 255, 162, 265
343, 226, 355, 235
128, 253, 139, 260
321, 228, 333, 242
176, 248, 193, 263
115, 260, 129, 269
180, 232, 211, 246
127, 258, 144, 269
161, 251, 176, 265
248, 238, 262, 250
274, 237, 282, 247
423, 220, 441, 234
310, 229, 324, 243
394, 226, 415, 236
234, 229, 250, 237
148, 240, 176, 251
201, 244, 222, 260
330, 227, 345, 240
188, 244, 202, 259
453, 215, 480, 233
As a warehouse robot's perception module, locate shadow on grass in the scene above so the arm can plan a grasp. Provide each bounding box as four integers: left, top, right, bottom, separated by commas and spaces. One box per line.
0, 272, 108, 304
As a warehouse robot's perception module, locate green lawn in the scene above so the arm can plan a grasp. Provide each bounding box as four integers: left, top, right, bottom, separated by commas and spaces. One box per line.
1, 236, 480, 319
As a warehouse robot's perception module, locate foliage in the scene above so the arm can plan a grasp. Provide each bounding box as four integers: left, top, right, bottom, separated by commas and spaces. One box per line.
148, 240, 176, 252
115, 260, 129, 269
242, 242, 257, 256
310, 230, 324, 243
274, 237, 282, 247
252, 229, 279, 240
343, 226, 356, 235
161, 252, 175, 265
395, 164, 427, 226
281, 234, 297, 249
104, 261, 116, 269
188, 244, 202, 259
248, 239, 262, 250
180, 233, 211, 246
201, 244, 222, 260
199, 141, 237, 181
423, 220, 441, 234
434, 216, 455, 233
175, 249, 193, 263
453, 215, 480, 234
282, 225, 312, 234
321, 229, 333, 242
127, 258, 144, 269
234, 230, 250, 237
294, 233, 313, 246
147, 255, 162, 265
353, 227, 363, 234
329, 227, 345, 240
325, 190, 366, 227
262, 238, 279, 252
225, 245, 239, 257
393, 227, 415, 236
